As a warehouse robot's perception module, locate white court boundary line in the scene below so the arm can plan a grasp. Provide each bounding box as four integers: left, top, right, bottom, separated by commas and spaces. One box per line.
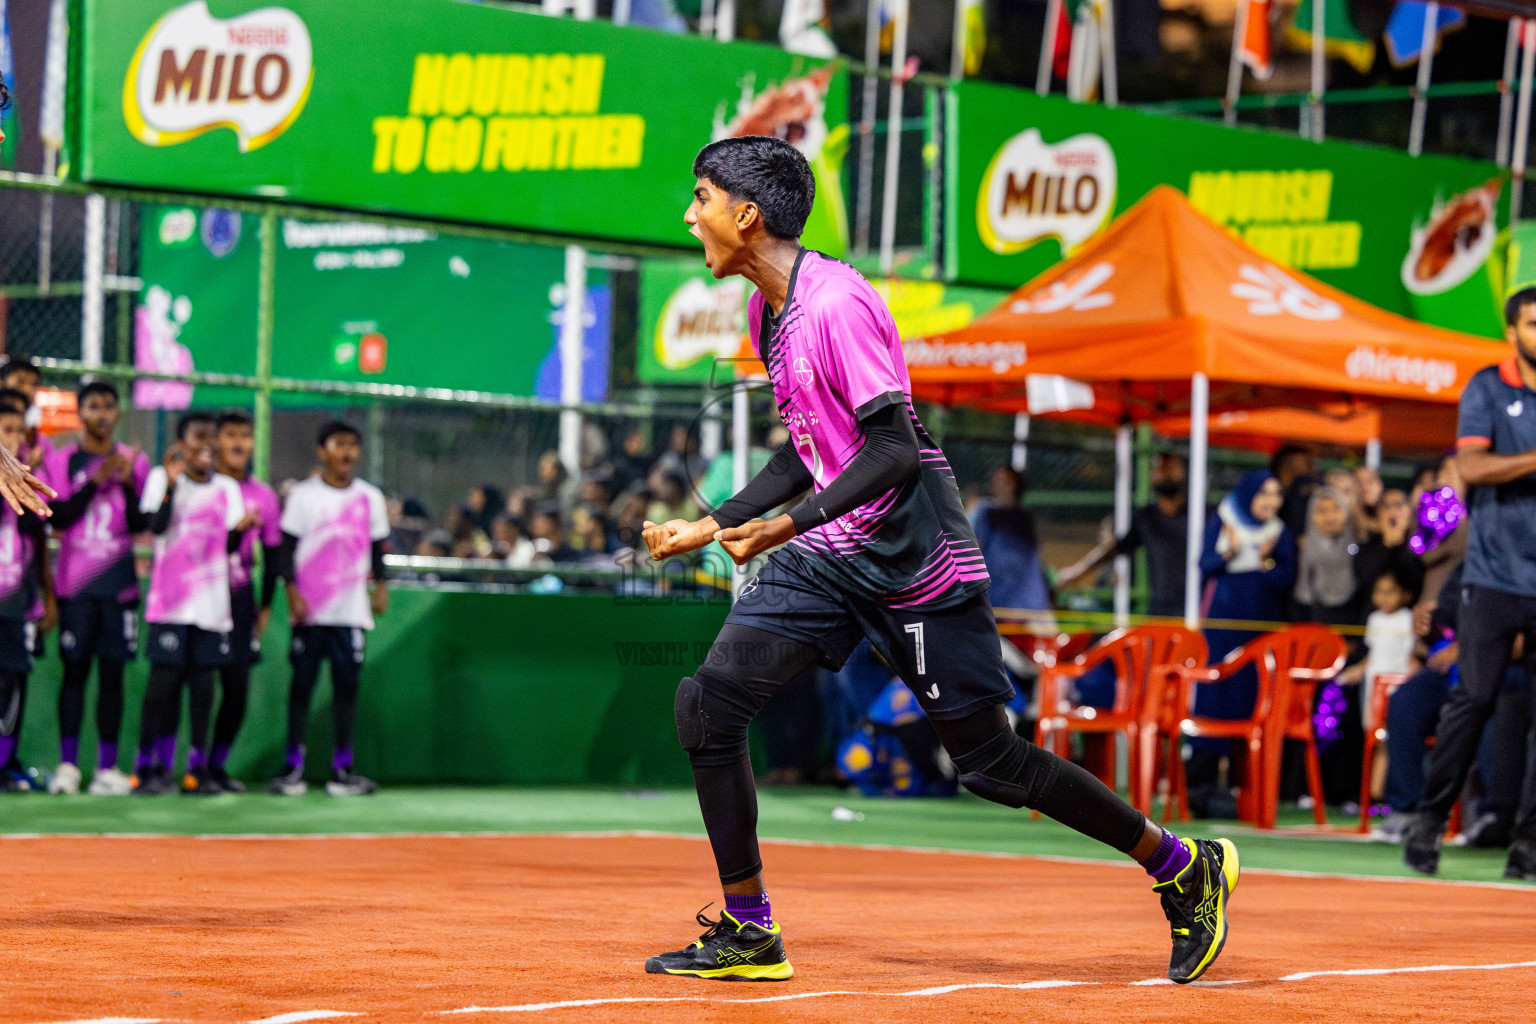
5, 828, 1528, 892
439, 960, 1536, 1015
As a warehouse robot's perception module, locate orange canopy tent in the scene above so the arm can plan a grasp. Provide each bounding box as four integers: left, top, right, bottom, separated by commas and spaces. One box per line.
905, 185, 1506, 622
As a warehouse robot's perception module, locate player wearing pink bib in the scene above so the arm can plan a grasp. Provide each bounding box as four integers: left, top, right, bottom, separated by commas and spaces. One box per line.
641, 138, 1239, 985
267, 421, 389, 798
42, 381, 151, 796
132, 413, 251, 795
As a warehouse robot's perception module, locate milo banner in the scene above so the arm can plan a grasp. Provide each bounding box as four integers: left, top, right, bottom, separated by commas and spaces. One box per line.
946, 81, 1503, 335
136, 203, 608, 405
80, 0, 850, 253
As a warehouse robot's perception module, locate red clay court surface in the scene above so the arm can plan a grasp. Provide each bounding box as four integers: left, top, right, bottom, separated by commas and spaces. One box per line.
4, 833, 1535, 1023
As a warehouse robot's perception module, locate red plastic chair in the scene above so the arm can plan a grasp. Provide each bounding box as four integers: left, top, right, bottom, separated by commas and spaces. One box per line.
1034, 626, 1208, 814
1169, 626, 1346, 829
1359, 671, 1461, 838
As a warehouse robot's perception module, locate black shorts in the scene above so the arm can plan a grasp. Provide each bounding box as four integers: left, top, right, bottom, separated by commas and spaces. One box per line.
229, 587, 263, 667
0, 619, 35, 674
724, 547, 1015, 720
146, 623, 233, 669
291, 625, 366, 683
58, 596, 139, 662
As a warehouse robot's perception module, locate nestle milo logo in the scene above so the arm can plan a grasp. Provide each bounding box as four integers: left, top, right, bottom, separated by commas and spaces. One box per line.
123, 1, 313, 152
656, 277, 747, 371
977, 128, 1116, 256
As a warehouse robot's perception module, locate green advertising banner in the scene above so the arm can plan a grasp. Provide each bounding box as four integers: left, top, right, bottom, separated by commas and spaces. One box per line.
136, 203, 607, 405
637, 258, 749, 385
945, 82, 1504, 336
81, 0, 850, 253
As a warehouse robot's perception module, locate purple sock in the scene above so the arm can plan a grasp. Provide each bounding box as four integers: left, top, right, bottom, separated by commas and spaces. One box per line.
723, 892, 773, 930
154, 735, 178, 773
187, 747, 207, 772
1142, 829, 1193, 885
60, 737, 79, 766
332, 747, 353, 772
286, 745, 306, 772
135, 748, 155, 772
0, 736, 15, 767
98, 742, 119, 772
211, 744, 231, 769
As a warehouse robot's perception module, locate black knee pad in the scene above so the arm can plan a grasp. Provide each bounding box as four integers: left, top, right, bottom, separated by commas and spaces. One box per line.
951, 729, 1057, 810
674, 675, 706, 752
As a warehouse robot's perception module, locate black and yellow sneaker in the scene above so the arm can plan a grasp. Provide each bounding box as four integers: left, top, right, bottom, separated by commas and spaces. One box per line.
644, 906, 794, 981
1156, 837, 1240, 984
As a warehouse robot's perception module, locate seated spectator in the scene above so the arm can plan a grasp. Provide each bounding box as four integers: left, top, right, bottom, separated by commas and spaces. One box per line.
445, 503, 492, 559
653, 423, 708, 489
528, 505, 580, 563
1293, 487, 1358, 626
645, 465, 697, 526
610, 486, 651, 551
465, 484, 504, 535
578, 474, 612, 511
536, 450, 574, 509
570, 504, 617, 560
388, 495, 432, 555
608, 422, 654, 497
490, 514, 540, 568
414, 530, 453, 558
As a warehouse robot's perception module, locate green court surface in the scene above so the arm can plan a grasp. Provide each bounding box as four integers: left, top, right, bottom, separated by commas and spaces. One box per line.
0, 786, 1519, 885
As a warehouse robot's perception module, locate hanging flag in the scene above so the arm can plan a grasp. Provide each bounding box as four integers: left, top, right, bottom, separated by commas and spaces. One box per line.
956, 0, 986, 77
1382, 1, 1466, 68
1240, 0, 1274, 80
0, 0, 17, 167
1287, 0, 1377, 75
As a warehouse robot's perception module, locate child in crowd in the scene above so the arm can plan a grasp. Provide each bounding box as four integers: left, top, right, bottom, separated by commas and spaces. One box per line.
208, 410, 282, 791
1339, 565, 1422, 800
132, 413, 251, 795
0, 403, 52, 790
269, 420, 389, 797
42, 381, 151, 796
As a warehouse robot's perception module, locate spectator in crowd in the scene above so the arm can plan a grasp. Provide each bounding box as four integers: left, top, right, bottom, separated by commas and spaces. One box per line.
535, 450, 574, 509
414, 530, 453, 558
1056, 452, 1193, 619
465, 484, 504, 536
652, 423, 708, 490
444, 503, 491, 559
608, 422, 655, 497
1292, 487, 1358, 627
696, 425, 789, 515
1404, 288, 1536, 881
1414, 453, 1468, 635
570, 505, 616, 560
388, 495, 432, 556
528, 505, 580, 563
610, 487, 652, 551
1354, 465, 1385, 537
970, 465, 1051, 616
645, 464, 698, 526
1352, 487, 1416, 622
490, 514, 540, 568
1271, 444, 1317, 539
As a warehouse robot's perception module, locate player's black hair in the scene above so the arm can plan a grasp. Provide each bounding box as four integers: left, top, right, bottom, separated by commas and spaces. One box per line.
176, 410, 216, 440
218, 408, 254, 430
77, 380, 119, 405
1505, 286, 1536, 327
691, 136, 814, 240
317, 419, 361, 447
0, 388, 28, 414
0, 356, 40, 382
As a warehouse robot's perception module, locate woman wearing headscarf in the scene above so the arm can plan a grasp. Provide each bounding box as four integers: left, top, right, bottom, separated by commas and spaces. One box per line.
1194, 469, 1298, 728
1293, 486, 1359, 627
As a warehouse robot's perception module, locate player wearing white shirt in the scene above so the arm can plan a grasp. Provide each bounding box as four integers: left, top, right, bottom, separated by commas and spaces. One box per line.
131, 413, 252, 795
268, 420, 390, 797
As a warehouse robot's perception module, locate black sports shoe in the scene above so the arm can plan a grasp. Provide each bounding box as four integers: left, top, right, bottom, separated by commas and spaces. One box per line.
1156, 838, 1240, 984
644, 906, 794, 981
1403, 814, 1445, 875
267, 766, 307, 796
208, 766, 246, 793
180, 765, 219, 795
132, 766, 176, 795
1503, 840, 1536, 881
325, 768, 378, 796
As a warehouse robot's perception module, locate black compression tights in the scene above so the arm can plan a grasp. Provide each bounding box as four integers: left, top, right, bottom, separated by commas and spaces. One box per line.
58, 659, 126, 745
683, 624, 1147, 886
212, 661, 251, 750
138, 664, 214, 749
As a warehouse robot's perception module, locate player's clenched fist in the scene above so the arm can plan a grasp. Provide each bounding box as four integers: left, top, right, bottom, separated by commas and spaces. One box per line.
715, 515, 795, 566
642, 515, 721, 561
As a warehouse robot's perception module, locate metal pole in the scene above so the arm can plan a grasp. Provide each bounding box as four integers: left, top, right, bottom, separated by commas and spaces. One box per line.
700, 382, 723, 460
1183, 373, 1209, 629
879, 0, 909, 277
855, 0, 881, 256
1224, 0, 1249, 126
81, 194, 106, 368
1365, 437, 1382, 471
559, 245, 588, 478
36, 150, 57, 293
1113, 422, 1132, 625
1011, 412, 1030, 472
730, 382, 751, 596
1099, 0, 1118, 108
1498, 20, 1521, 168
1310, 0, 1326, 141
613, 0, 631, 25
715, 0, 735, 40
1037, 0, 1061, 96
254, 209, 277, 484
700, 0, 716, 37
366, 401, 385, 486
1407, 1, 1439, 157
1515, 20, 1535, 225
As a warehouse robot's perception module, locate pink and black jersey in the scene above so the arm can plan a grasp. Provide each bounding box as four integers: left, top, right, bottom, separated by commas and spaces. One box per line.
748, 250, 989, 609
0, 505, 42, 622
280, 476, 390, 630
43, 444, 153, 602
139, 469, 246, 631
228, 475, 282, 593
